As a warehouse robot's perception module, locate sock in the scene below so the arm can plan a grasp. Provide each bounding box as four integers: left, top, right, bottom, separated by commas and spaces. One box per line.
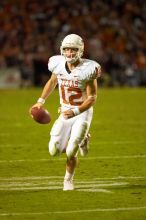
64, 170, 74, 181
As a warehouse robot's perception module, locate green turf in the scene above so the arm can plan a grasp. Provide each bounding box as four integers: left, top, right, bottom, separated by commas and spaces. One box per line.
0, 87, 146, 220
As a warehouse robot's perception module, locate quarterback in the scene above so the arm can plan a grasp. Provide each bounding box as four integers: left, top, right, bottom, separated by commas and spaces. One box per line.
31, 34, 101, 190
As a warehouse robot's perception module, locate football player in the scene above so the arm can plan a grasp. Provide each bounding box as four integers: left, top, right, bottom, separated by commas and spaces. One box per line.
31, 34, 101, 190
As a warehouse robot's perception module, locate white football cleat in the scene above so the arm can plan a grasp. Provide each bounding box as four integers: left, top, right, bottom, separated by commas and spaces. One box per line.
79, 134, 90, 156
63, 180, 74, 191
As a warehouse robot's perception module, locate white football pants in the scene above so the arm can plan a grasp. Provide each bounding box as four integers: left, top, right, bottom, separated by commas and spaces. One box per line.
48, 106, 93, 158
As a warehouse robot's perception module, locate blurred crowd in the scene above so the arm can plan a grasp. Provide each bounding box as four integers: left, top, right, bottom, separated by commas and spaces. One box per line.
0, 0, 146, 87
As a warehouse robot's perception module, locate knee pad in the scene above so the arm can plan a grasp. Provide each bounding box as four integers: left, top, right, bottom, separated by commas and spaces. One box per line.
48, 140, 60, 156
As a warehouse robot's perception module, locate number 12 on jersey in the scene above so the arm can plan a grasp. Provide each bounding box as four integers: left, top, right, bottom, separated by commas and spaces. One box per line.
60, 85, 83, 106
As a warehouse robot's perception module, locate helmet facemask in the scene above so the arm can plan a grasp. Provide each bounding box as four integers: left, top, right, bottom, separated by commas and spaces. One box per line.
61, 48, 80, 64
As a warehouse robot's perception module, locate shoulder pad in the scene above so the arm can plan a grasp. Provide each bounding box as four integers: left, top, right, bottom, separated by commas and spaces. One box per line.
48, 55, 64, 72
81, 59, 101, 80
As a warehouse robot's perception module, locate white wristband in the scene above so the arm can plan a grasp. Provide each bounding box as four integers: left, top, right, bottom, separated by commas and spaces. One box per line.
72, 107, 80, 116
37, 97, 45, 104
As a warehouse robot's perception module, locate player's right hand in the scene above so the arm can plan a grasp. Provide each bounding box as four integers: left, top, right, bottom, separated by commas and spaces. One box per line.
29, 103, 43, 114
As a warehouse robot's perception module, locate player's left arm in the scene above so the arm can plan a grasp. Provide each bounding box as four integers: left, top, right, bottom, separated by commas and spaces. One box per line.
78, 78, 97, 113
77, 64, 101, 114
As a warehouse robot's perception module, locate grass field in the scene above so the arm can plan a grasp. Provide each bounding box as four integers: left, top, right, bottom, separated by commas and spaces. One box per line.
0, 87, 146, 220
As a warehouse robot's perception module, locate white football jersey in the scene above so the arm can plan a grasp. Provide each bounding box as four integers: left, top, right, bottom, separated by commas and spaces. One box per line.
48, 55, 101, 108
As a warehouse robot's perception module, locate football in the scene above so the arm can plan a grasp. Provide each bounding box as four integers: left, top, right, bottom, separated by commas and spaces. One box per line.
30, 106, 51, 124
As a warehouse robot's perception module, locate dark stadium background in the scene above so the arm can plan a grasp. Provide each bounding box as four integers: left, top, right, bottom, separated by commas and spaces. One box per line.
0, 0, 146, 88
